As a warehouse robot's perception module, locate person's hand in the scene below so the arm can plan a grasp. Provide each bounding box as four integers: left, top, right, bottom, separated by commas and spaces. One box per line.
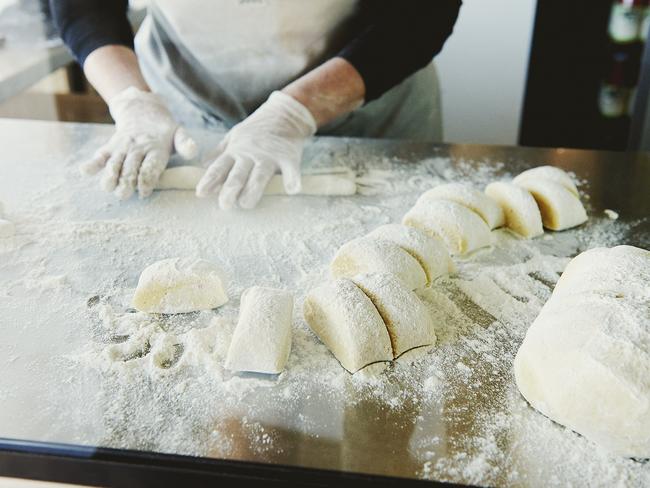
196, 91, 317, 209
81, 87, 198, 200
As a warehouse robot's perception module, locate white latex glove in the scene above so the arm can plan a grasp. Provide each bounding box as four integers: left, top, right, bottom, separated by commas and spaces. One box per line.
81, 87, 198, 200
196, 91, 317, 209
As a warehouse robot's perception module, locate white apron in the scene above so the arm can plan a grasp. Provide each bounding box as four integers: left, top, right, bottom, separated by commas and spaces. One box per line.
135, 0, 442, 141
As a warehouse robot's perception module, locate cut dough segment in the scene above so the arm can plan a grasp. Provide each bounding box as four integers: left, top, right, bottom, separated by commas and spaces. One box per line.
225, 286, 293, 374
515, 290, 650, 457
0, 219, 15, 238
553, 245, 650, 299
303, 278, 393, 373
156, 166, 356, 196
515, 179, 587, 231
418, 183, 505, 229
513, 165, 579, 196
402, 199, 492, 255
132, 258, 228, 313
366, 224, 455, 283
331, 238, 427, 290
352, 272, 436, 358
484, 182, 543, 238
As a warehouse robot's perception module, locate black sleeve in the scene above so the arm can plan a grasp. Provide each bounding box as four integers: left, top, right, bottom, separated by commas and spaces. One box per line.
338, 0, 462, 102
50, 0, 133, 66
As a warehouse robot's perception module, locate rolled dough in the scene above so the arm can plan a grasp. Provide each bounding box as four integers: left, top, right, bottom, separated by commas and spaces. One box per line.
513, 165, 579, 196
485, 182, 544, 238
366, 224, 455, 284
515, 179, 587, 231
418, 183, 505, 229
303, 278, 393, 373
132, 258, 228, 314
225, 286, 293, 374
155, 165, 357, 196
402, 199, 493, 255
330, 237, 427, 290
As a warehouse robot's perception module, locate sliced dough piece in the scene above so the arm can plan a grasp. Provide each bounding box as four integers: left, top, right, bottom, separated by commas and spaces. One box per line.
417, 183, 505, 229
402, 199, 492, 255
553, 245, 650, 299
132, 258, 228, 313
225, 286, 293, 374
331, 238, 427, 290
156, 166, 356, 196
366, 224, 455, 283
0, 219, 15, 238
513, 165, 579, 196
514, 291, 650, 458
485, 182, 544, 238
352, 272, 436, 358
303, 278, 393, 373
515, 179, 587, 231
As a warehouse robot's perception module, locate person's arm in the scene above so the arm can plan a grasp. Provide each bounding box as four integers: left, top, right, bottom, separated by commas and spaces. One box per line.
51, 0, 196, 200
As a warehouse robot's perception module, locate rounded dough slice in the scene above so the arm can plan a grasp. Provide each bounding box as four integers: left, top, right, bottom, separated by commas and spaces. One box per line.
303, 278, 393, 373
417, 183, 505, 229
402, 199, 492, 255
132, 258, 228, 313
515, 179, 587, 231
513, 165, 579, 196
352, 272, 436, 358
553, 245, 650, 299
225, 286, 293, 374
331, 238, 427, 290
366, 224, 455, 283
484, 182, 543, 238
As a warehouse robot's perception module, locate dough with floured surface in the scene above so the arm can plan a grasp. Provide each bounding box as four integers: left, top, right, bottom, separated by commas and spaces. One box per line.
132, 258, 228, 313
225, 286, 293, 374
303, 278, 393, 373
402, 199, 492, 255
515, 179, 587, 231
485, 182, 543, 238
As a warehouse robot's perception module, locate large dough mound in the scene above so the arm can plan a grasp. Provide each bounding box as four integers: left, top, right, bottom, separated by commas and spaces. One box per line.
132, 258, 228, 313
330, 237, 427, 290
485, 182, 543, 238
304, 278, 393, 373
418, 183, 505, 229
402, 199, 492, 255
225, 286, 293, 374
352, 272, 436, 358
366, 224, 454, 284
514, 246, 650, 458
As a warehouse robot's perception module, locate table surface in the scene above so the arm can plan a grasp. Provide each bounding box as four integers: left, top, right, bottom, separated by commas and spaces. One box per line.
0, 119, 648, 487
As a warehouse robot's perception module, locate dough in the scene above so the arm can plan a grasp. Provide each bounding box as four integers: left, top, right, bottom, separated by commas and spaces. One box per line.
402, 199, 492, 255
303, 278, 393, 373
156, 166, 357, 196
484, 182, 544, 238
553, 245, 650, 299
132, 258, 228, 313
515, 179, 587, 231
225, 286, 293, 374
513, 165, 579, 197
0, 219, 15, 238
331, 238, 427, 290
417, 183, 505, 229
515, 288, 650, 457
352, 272, 436, 358
366, 224, 455, 283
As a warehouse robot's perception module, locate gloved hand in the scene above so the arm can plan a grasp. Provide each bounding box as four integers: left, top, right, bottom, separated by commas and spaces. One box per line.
196, 91, 317, 209
81, 87, 198, 200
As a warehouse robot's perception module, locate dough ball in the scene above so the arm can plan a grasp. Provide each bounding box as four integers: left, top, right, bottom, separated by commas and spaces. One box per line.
225, 286, 293, 374
484, 182, 543, 238
303, 278, 393, 373
402, 199, 492, 255
132, 258, 228, 313
352, 272, 436, 358
331, 237, 427, 290
366, 224, 455, 284
418, 183, 505, 229
515, 179, 587, 231
513, 165, 579, 196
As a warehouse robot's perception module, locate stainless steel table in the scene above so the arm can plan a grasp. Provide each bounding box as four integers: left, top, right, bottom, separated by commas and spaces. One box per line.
0, 119, 648, 487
